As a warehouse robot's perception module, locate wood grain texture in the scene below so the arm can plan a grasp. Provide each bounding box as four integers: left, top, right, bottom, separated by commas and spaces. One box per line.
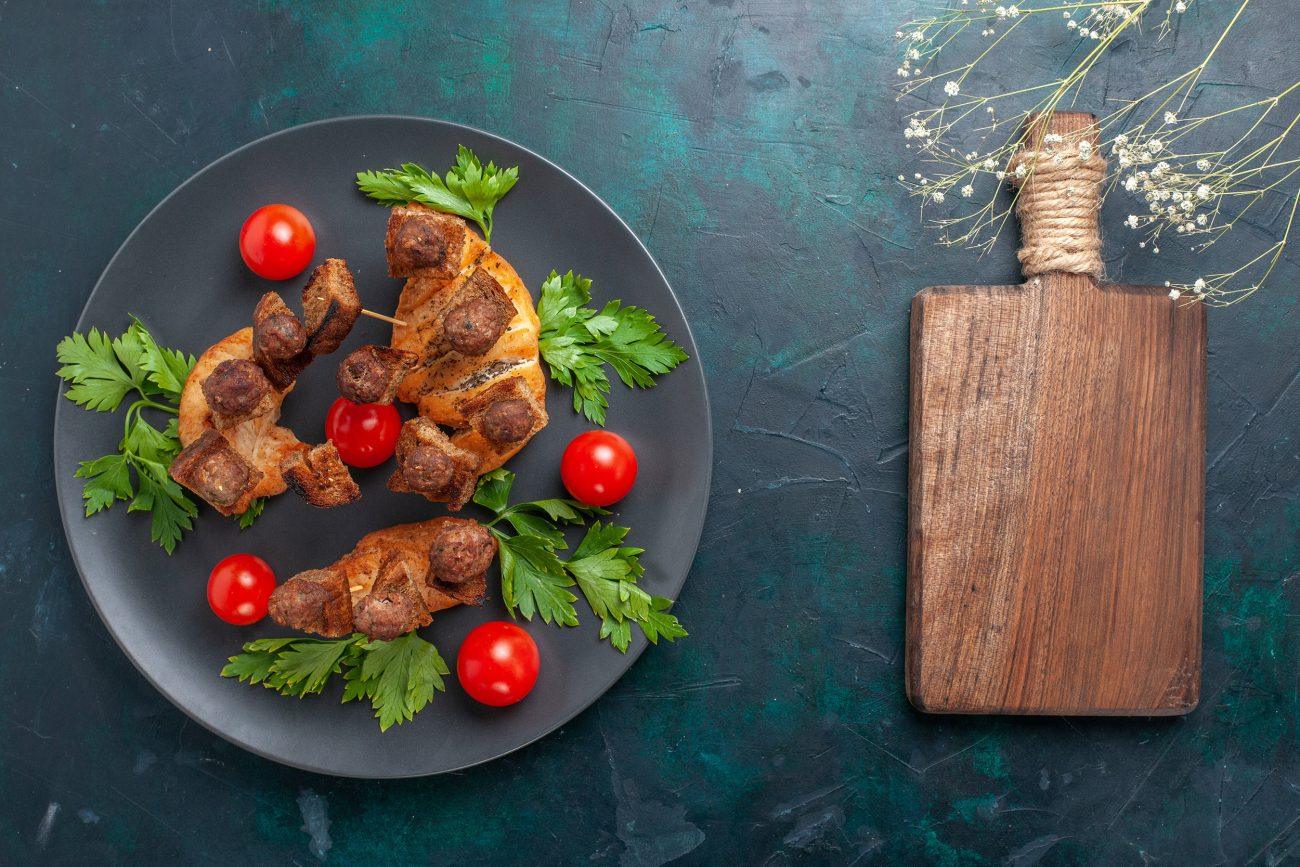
907, 273, 1205, 714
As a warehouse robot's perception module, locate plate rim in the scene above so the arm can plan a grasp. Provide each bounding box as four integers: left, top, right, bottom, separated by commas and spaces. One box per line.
52, 114, 713, 778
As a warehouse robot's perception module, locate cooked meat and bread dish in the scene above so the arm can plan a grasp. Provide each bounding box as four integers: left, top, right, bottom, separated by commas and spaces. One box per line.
388, 204, 548, 474
172, 260, 364, 514
267, 517, 493, 640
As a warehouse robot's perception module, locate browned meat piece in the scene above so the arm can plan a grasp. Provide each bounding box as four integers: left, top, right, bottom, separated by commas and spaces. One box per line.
455, 374, 547, 449
267, 568, 353, 639
280, 442, 361, 508
352, 557, 429, 641
336, 344, 418, 405
428, 521, 497, 587
268, 517, 492, 639
387, 417, 479, 509
385, 205, 468, 279
301, 259, 360, 356
201, 359, 276, 430
169, 429, 264, 515
442, 269, 516, 357
251, 292, 311, 389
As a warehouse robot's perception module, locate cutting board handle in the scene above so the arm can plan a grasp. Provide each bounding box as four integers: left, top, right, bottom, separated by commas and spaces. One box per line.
1010, 111, 1106, 280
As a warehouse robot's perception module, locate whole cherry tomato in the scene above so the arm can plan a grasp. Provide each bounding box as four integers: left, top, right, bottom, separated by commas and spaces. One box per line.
325, 397, 401, 468
457, 621, 541, 707
560, 430, 638, 507
239, 204, 316, 280
207, 554, 276, 625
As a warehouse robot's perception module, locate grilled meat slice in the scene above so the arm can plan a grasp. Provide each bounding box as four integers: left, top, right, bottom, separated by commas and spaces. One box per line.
352, 556, 429, 641
438, 268, 517, 358
201, 359, 276, 430
267, 518, 491, 639
387, 417, 479, 509
267, 568, 353, 639
452, 374, 548, 469
169, 429, 264, 515
427, 520, 495, 605
281, 442, 361, 508
251, 292, 311, 390
301, 258, 360, 356
385, 205, 468, 279
336, 344, 419, 405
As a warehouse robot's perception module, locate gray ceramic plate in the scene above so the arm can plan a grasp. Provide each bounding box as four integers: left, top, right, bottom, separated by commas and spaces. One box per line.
53, 116, 711, 778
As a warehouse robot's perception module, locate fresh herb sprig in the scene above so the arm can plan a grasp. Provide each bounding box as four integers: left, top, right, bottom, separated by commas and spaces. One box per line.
356, 145, 519, 243
537, 270, 688, 426
56, 318, 200, 553
474, 469, 687, 652
222, 632, 450, 732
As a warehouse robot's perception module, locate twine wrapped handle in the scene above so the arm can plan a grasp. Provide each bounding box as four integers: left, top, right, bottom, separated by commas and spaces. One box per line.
1009, 111, 1107, 280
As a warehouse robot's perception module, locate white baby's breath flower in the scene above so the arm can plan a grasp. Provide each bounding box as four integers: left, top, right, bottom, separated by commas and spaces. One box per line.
1169, 288, 1181, 299
1196, 158, 1211, 171
1164, 111, 1178, 125
1197, 184, 1211, 200
944, 81, 960, 96
1126, 214, 1140, 228
960, 184, 974, 198
1193, 278, 1206, 291
1174, 0, 1187, 11
931, 191, 945, 203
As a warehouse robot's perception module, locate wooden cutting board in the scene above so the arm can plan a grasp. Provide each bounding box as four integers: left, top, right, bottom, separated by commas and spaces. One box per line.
906, 112, 1205, 715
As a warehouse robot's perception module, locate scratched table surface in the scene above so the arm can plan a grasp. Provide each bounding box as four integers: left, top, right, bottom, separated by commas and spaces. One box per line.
3, 2, 1298, 864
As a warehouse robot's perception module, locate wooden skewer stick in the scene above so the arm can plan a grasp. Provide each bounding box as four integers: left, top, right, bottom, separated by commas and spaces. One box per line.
361, 308, 407, 327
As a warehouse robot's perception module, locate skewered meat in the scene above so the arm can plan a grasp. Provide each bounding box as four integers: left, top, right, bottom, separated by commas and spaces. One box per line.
267, 568, 353, 639
453, 375, 548, 469
439, 268, 517, 357
201, 359, 276, 430
385, 205, 468, 280
387, 417, 479, 509
352, 556, 427, 640
252, 292, 310, 390
280, 442, 361, 508
336, 344, 418, 405
301, 258, 361, 356
389, 206, 547, 473
428, 520, 497, 587
177, 328, 306, 507
267, 517, 491, 639
169, 429, 264, 515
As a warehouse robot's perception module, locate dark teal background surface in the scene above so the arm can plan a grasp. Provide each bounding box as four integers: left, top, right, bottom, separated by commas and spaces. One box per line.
4, 1, 1298, 863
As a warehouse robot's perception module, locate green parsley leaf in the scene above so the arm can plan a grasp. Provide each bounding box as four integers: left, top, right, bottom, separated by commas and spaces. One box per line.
471, 475, 685, 652
471, 467, 516, 514
129, 316, 195, 400
57, 320, 203, 553
494, 531, 580, 626
356, 145, 519, 242
537, 270, 688, 425
266, 636, 360, 698
56, 328, 142, 412
223, 633, 449, 731
75, 453, 134, 516
639, 596, 688, 645
235, 498, 266, 530
349, 634, 450, 731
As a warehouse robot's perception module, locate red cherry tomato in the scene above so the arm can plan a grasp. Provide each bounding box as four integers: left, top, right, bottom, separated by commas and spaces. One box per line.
207, 554, 276, 625
560, 430, 638, 507
239, 204, 316, 280
457, 621, 540, 707
325, 397, 401, 468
